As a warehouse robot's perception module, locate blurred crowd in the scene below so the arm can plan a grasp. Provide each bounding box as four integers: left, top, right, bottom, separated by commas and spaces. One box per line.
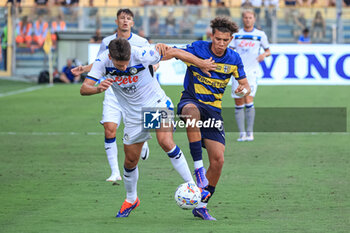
2, 0, 349, 54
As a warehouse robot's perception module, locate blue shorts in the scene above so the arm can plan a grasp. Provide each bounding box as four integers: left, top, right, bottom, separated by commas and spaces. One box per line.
177, 98, 225, 146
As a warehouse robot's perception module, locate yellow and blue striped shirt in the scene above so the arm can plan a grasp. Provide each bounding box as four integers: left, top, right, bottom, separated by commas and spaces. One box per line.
181, 41, 246, 112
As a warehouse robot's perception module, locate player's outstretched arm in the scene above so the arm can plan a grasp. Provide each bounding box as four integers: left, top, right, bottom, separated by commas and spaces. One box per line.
80, 78, 113, 96
160, 47, 217, 77
235, 78, 251, 97
71, 63, 94, 76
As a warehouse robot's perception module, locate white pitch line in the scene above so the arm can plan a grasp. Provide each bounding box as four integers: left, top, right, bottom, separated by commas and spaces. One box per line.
0, 132, 104, 136
0, 85, 52, 98
0, 132, 348, 136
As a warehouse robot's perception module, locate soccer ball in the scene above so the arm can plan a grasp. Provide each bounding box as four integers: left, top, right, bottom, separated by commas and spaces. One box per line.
174, 182, 201, 209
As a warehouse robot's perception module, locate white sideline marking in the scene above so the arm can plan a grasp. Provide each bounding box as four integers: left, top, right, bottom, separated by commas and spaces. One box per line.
0, 132, 104, 136
0, 132, 348, 136
0, 85, 52, 98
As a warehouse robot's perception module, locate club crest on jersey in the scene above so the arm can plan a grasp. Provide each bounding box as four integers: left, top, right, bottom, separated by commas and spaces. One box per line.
224, 65, 229, 73
129, 67, 137, 75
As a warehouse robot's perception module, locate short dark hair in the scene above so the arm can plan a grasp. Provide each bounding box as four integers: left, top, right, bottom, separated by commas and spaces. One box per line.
210, 16, 239, 35
108, 38, 131, 61
116, 8, 134, 18
303, 28, 309, 34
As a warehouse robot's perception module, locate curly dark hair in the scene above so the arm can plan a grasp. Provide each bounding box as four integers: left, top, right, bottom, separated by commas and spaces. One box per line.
210, 16, 239, 35
108, 38, 131, 61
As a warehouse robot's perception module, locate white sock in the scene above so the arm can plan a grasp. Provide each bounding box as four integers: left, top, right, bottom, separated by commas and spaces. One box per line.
245, 102, 255, 137
197, 201, 207, 209
167, 146, 194, 183
194, 160, 204, 170
235, 104, 246, 135
123, 166, 139, 203
105, 138, 120, 176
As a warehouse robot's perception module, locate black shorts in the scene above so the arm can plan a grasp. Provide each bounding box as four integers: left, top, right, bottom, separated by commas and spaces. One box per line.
177, 98, 225, 146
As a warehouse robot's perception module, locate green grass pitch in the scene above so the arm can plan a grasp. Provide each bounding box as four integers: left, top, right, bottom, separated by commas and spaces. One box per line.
0, 79, 349, 233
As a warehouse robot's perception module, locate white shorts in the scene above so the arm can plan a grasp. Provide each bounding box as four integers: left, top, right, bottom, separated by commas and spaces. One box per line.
100, 88, 123, 127
122, 95, 174, 145
231, 72, 258, 98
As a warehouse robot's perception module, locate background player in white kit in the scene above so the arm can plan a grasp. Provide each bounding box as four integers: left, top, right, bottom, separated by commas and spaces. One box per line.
80, 38, 216, 218
72, 9, 150, 182
229, 9, 271, 141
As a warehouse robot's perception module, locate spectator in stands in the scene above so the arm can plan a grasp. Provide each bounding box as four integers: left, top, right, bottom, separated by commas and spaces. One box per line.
6, 0, 22, 14
298, 28, 311, 44
292, 11, 307, 39
87, 0, 100, 28
179, 9, 194, 35
15, 16, 33, 48
149, 9, 159, 35
241, 0, 253, 8
284, 0, 301, 24
140, 0, 156, 5
186, 0, 202, 5
90, 28, 103, 43
301, 0, 316, 6
311, 11, 326, 43
264, 0, 278, 37
215, 2, 231, 17
33, 15, 49, 48
34, 0, 49, 16
60, 59, 80, 83
186, 0, 202, 19
59, 0, 79, 21
252, 0, 263, 29
51, 15, 67, 48
343, 0, 350, 6
165, 8, 176, 36
207, 0, 220, 8
133, 10, 143, 34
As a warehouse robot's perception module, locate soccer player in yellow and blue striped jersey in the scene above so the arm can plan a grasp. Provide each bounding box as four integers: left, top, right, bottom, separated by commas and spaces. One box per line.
177, 17, 251, 220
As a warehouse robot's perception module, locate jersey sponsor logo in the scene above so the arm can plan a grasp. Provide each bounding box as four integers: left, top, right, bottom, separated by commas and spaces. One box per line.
113, 76, 139, 85
238, 40, 256, 48
122, 85, 137, 94
192, 71, 230, 89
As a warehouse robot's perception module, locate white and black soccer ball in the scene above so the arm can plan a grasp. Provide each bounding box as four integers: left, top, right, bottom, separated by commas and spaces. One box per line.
174, 182, 201, 209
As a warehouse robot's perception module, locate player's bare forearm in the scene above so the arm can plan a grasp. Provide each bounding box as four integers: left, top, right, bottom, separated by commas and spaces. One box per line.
163, 48, 216, 77
257, 48, 271, 62
80, 78, 113, 96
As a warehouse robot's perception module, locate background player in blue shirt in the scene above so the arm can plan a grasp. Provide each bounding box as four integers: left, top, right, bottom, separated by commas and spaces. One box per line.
177, 17, 251, 220
60, 59, 80, 83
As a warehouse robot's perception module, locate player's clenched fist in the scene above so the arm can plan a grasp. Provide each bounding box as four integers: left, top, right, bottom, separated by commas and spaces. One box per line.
235, 83, 251, 97
97, 78, 114, 93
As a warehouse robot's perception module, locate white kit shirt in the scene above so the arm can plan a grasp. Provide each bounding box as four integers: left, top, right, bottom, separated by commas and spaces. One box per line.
229, 28, 269, 76
97, 32, 149, 56
88, 45, 165, 125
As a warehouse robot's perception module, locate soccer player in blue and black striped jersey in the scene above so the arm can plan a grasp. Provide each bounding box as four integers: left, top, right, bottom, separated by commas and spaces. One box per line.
177, 17, 251, 220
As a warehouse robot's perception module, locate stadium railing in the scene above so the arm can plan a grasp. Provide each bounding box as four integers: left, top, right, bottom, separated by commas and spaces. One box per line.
0, 4, 349, 78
